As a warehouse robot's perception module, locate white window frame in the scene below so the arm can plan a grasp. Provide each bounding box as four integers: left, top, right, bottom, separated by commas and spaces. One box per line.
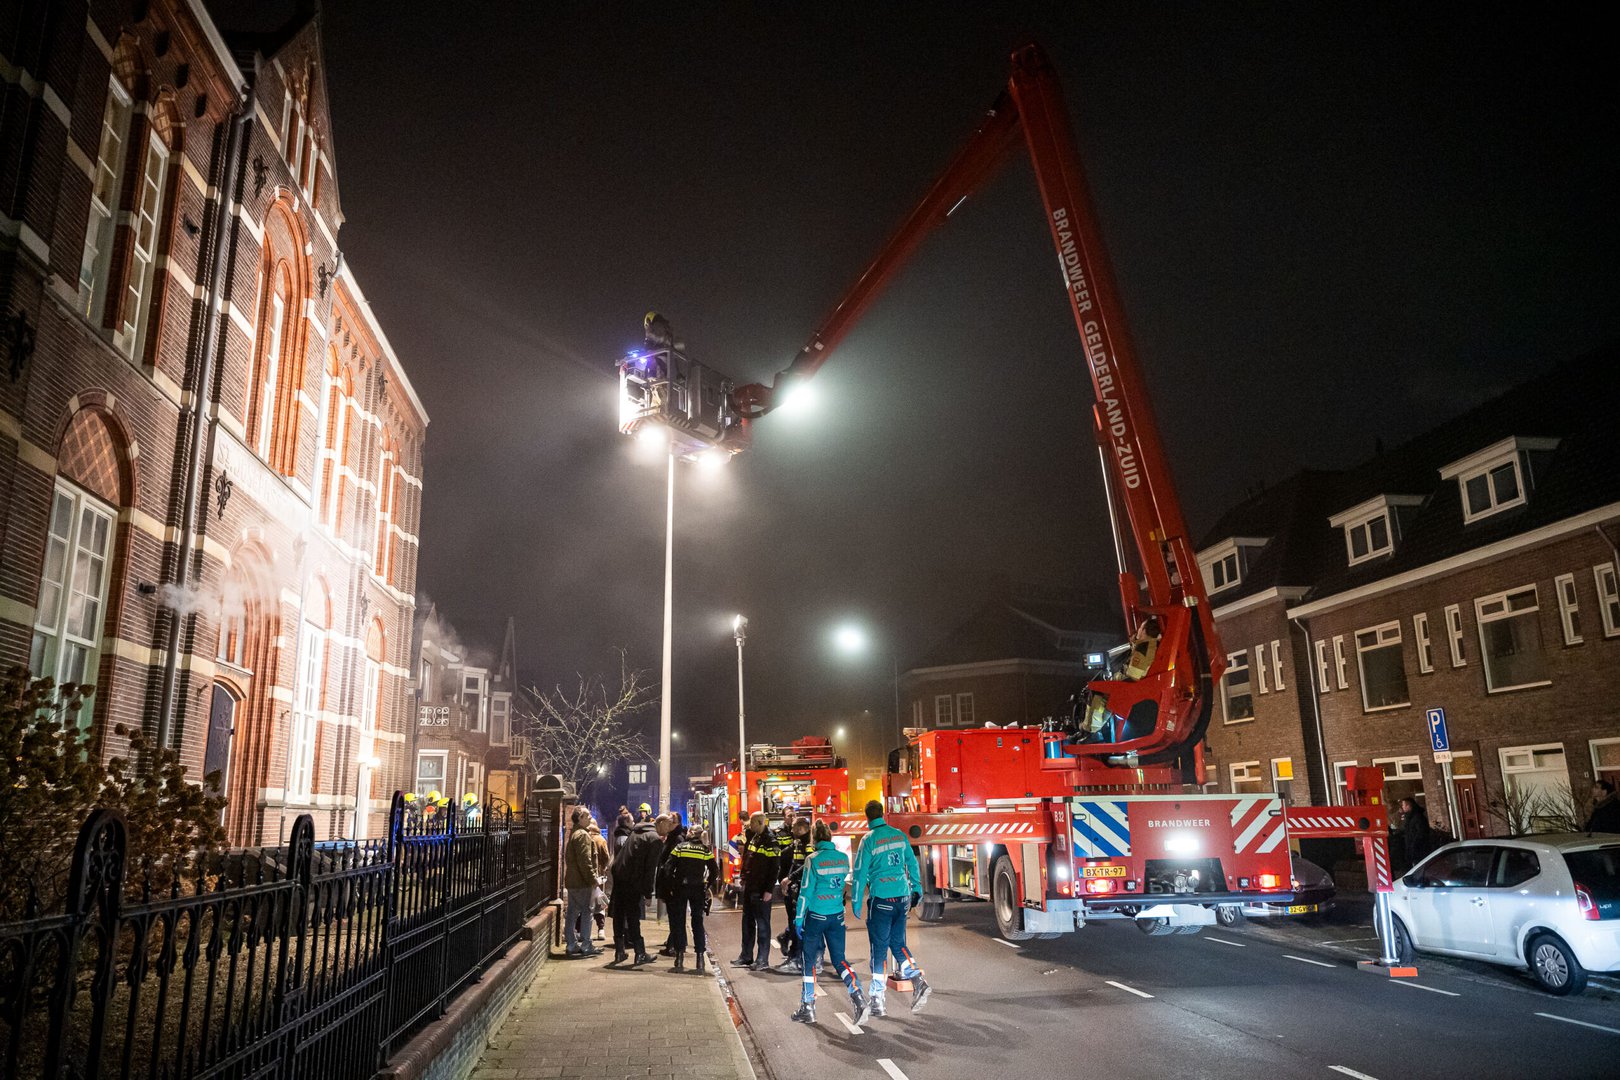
1343, 510, 1393, 565
79, 78, 134, 323
257, 292, 285, 458
1375, 756, 1423, 783
415, 750, 447, 796
1595, 563, 1619, 638
490, 693, 511, 746
1333, 761, 1360, 806
1498, 743, 1570, 831
934, 694, 954, 727
1475, 584, 1551, 693
1229, 760, 1263, 792
360, 658, 381, 734
1197, 538, 1265, 595
1332, 635, 1349, 690
1270, 639, 1285, 691
1554, 573, 1582, 646
1450, 751, 1477, 779
1413, 612, 1433, 674
30, 483, 116, 725
117, 131, 169, 361
1222, 649, 1255, 724
628, 763, 648, 785
1591, 738, 1620, 786
1445, 604, 1466, 667
955, 692, 975, 728
1255, 642, 1268, 695
1438, 437, 1556, 525
1314, 639, 1331, 693
287, 619, 325, 800
1355, 622, 1409, 713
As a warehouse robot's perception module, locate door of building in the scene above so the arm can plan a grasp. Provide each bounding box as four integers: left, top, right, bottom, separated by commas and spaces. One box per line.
202, 684, 236, 789
1454, 776, 1486, 838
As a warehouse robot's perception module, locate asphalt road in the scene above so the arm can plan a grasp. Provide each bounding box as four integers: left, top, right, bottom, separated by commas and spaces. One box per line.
702, 899, 1620, 1080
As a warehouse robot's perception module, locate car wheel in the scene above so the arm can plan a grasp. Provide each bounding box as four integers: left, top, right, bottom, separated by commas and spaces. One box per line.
1389, 916, 1415, 964
1527, 933, 1588, 996
1215, 904, 1245, 928
992, 855, 1032, 941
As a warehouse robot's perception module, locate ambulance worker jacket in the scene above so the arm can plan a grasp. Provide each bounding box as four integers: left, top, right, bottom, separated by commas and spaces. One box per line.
667, 837, 721, 900
741, 828, 789, 896
794, 840, 852, 924
851, 816, 922, 908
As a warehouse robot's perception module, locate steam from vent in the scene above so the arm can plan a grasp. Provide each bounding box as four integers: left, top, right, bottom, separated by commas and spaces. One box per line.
156, 575, 259, 622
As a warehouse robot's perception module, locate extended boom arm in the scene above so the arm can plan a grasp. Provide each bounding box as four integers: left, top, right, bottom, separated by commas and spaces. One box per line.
734, 45, 1226, 780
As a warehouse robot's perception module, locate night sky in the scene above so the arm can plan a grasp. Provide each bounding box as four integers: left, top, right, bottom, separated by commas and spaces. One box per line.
300, 2, 1615, 761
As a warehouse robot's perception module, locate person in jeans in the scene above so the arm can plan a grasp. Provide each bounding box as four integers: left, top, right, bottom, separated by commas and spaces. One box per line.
563, 807, 599, 956
588, 819, 611, 940
775, 817, 813, 970
609, 811, 663, 964
790, 820, 871, 1025
852, 800, 931, 1014
734, 812, 787, 970
665, 821, 721, 972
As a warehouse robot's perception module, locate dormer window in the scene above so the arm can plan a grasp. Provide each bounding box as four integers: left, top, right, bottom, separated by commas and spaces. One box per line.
1439, 436, 1559, 525
1197, 537, 1268, 595
1329, 495, 1424, 567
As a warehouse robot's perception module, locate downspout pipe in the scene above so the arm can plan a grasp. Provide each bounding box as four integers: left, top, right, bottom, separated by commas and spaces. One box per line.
1292, 616, 1332, 804
156, 86, 252, 752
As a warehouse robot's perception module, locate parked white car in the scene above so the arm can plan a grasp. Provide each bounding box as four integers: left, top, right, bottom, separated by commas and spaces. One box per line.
1388, 833, 1620, 995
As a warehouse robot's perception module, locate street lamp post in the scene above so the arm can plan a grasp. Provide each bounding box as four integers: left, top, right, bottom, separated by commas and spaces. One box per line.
658, 445, 675, 813
733, 615, 749, 817
833, 622, 902, 749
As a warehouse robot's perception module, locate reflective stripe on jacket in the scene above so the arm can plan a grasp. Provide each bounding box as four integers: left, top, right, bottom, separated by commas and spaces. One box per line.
851, 818, 920, 907
794, 841, 850, 923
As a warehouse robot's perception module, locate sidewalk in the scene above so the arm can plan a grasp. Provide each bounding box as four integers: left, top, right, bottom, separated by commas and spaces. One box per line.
468, 911, 754, 1080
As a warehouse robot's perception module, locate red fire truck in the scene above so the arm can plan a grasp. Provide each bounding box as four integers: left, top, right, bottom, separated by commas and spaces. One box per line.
630, 44, 1399, 953
690, 738, 849, 897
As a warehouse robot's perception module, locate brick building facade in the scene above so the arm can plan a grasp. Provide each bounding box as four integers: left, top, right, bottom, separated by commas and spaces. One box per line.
1198, 354, 1620, 838
899, 585, 1117, 734
1, 1, 426, 844
409, 612, 526, 813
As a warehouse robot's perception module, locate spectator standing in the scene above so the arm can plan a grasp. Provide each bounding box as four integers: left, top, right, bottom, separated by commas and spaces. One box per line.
589, 819, 611, 940
563, 808, 599, 956
609, 811, 663, 965
1587, 780, 1620, 833
1399, 797, 1434, 869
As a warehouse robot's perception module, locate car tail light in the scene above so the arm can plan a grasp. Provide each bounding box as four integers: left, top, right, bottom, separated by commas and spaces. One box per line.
1086, 879, 1116, 895
1258, 873, 1282, 890
1058, 880, 1071, 896
1575, 882, 1599, 921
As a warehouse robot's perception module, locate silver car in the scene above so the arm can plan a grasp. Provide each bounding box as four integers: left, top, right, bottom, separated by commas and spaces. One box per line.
1388, 833, 1620, 995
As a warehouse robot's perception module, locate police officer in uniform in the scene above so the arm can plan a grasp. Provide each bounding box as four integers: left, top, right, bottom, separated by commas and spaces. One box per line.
665, 821, 721, 973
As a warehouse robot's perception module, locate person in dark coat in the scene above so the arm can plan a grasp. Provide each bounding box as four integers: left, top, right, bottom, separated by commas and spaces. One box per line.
1399, 797, 1434, 868
1586, 780, 1620, 833
609, 816, 662, 964
734, 812, 788, 970
654, 814, 683, 955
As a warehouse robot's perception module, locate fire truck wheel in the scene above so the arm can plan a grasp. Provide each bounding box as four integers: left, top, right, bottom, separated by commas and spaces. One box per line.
1214, 904, 1246, 928
1136, 918, 1176, 936
1173, 924, 1203, 935
992, 856, 1033, 941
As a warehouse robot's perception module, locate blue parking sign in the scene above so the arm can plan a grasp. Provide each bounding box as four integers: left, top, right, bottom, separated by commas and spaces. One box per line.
1426, 708, 1450, 753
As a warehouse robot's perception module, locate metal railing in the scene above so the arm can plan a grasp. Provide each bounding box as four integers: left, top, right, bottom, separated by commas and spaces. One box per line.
0, 791, 561, 1080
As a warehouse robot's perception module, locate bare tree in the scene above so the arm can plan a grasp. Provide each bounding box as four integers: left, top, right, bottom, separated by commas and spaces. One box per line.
516, 649, 654, 796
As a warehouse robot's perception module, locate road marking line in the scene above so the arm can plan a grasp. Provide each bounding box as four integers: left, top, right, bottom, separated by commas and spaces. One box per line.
834, 1011, 863, 1035
814, 984, 826, 997
1284, 954, 1336, 968
1390, 980, 1458, 997
993, 938, 1022, 949
1535, 1012, 1620, 1036
877, 1060, 910, 1080
1206, 937, 1246, 947
1328, 1067, 1380, 1080
1105, 980, 1154, 999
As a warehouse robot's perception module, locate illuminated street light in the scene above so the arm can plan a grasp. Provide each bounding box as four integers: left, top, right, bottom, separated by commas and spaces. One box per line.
733, 615, 749, 816
834, 623, 868, 654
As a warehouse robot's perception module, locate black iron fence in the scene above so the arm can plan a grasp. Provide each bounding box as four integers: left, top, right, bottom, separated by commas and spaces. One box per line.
0, 791, 562, 1080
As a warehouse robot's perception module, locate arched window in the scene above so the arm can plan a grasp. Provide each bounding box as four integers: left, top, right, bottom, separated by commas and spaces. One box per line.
374, 432, 395, 575
287, 579, 330, 800
246, 201, 309, 475
319, 349, 351, 529
77, 68, 134, 323
362, 617, 385, 736
32, 409, 128, 728
117, 91, 178, 363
